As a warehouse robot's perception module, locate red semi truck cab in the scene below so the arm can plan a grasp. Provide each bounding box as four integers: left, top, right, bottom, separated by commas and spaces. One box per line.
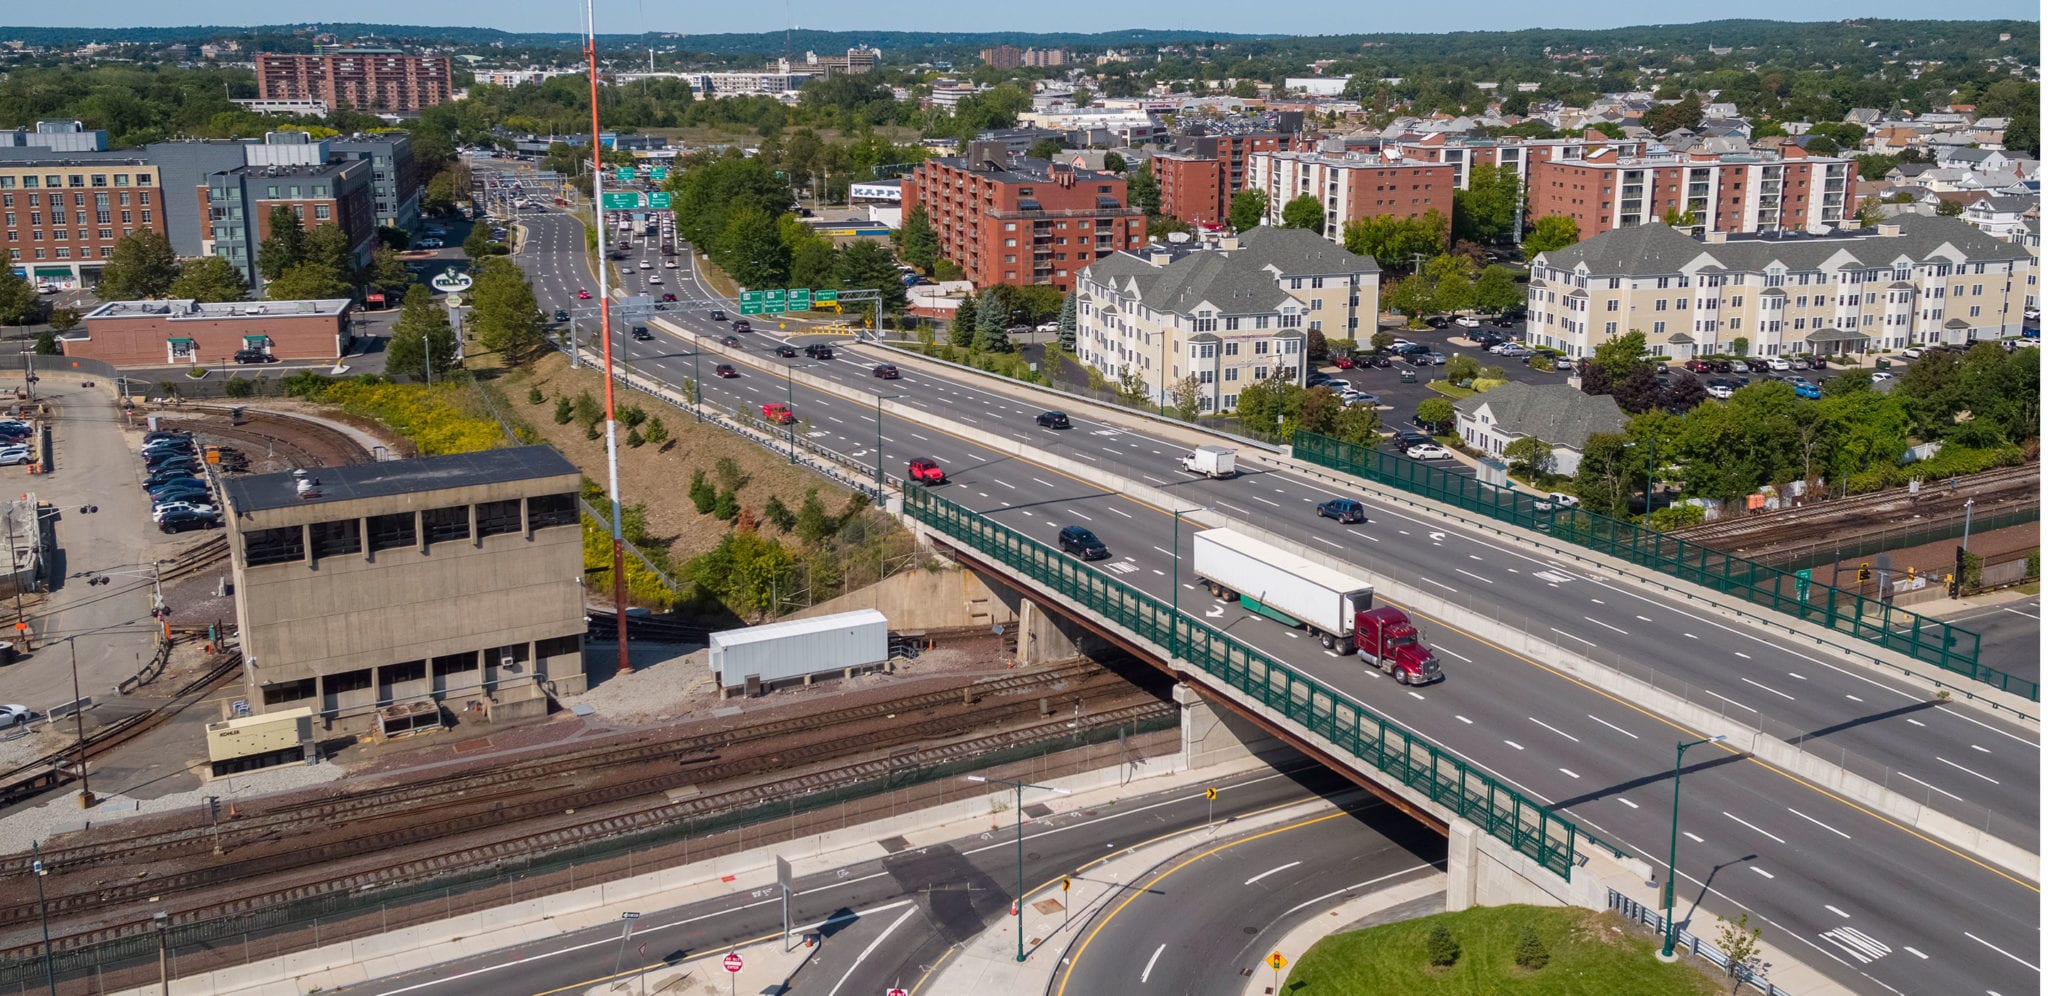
1353, 606, 1443, 685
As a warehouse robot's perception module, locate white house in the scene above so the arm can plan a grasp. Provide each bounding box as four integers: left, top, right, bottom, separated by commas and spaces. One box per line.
1452, 382, 1628, 477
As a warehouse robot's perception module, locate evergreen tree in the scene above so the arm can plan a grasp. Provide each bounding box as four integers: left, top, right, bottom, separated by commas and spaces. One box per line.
901, 204, 939, 272
99, 228, 180, 299
949, 292, 978, 349
1057, 291, 1078, 351
974, 289, 1009, 351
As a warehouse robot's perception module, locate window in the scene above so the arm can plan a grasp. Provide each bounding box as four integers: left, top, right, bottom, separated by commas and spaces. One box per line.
422, 506, 471, 543
243, 526, 305, 567
314, 204, 330, 221
367, 511, 417, 552
1606, 300, 1619, 311
309, 519, 361, 559
476, 499, 523, 538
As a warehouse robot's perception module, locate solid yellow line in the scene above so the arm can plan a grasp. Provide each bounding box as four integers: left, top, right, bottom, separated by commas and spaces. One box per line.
1053, 812, 1347, 996
1418, 611, 2042, 892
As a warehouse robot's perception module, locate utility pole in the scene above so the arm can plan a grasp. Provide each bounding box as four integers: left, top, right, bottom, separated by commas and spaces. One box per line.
586, 0, 632, 677
70, 638, 92, 808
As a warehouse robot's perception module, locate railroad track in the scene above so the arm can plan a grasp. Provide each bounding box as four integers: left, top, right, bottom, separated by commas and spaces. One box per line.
0, 652, 242, 807
157, 406, 371, 470
156, 535, 229, 586
17, 699, 1173, 957
1669, 463, 2039, 553
3, 659, 1114, 880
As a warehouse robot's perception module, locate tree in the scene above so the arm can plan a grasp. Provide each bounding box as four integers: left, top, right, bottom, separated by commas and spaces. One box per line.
1280, 194, 1324, 232
1472, 265, 1522, 314
1102, 151, 1127, 174
264, 262, 351, 301
1729, 336, 1749, 357
470, 258, 547, 361
0, 269, 38, 326
1935, 198, 1967, 217
1229, 189, 1269, 231
718, 207, 790, 288
789, 240, 837, 291
1513, 928, 1551, 971
1452, 164, 1520, 244
1444, 353, 1481, 386
794, 489, 833, 545
949, 292, 978, 349
1057, 292, 1078, 351
46, 308, 80, 333
1330, 402, 1382, 446
99, 228, 179, 300
974, 289, 1010, 351
462, 225, 499, 259
1415, 397, 1456, 432
1027, 137, 1064, 161
1592, 329, 1648, 381
1504, 436, 1555, 478
901, 204, 939, 272
553, 396, 573, 424
1342, 211, 1447, 266
166, 253, 249, 303
1232, 375, 1285, 433
256, 206, 307, 282
643, 416, 669, 448
1715, 912, 1763, 991
1802, 135, 1840, 158
689, 471, 717, 514
1306, 327, 1328, 363
1644, 93, 1705, 134
1424, 924, 1460, 967
385, 285, 459, 380
1126, 164, 1161, 216
33, 331, 58, 355
1170, 375, 1203, 420
1522, 215, 1581, 255
1117, 366, 1148, 405
833, 240, 908, 314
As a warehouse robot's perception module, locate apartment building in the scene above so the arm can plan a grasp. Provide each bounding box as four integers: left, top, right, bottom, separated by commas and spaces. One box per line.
1525, 146, 1855, 238
686, 61, 817, 97
1074, 227, 1380, 413
0, 159, 165, 289
202, 160, 376, 293
1525, 215, 2035, 361
256, 50, 455, 113
979, 46, 1066, 68
330, 132, 423, 231
224, 446, 586, 733
901, 143, 1147, 291
1244, 150, 1455, 241
1154, 131, 1316, 227
0, 120, 108, 154
1387, 132, 1646, 190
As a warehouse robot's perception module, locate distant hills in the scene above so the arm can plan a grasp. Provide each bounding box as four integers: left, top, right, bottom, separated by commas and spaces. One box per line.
0, 24, 1268, 53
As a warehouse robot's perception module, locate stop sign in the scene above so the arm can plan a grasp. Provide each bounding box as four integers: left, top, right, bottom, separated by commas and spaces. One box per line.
722, 952, 745, 973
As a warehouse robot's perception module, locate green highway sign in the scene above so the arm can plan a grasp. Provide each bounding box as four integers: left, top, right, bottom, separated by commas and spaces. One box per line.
764, 289, 787, 313
788, 288, 811, 311
615, 167, 637, 182
739, 289, 765, 315
648, 192, 671, 209
813, 289, 837, 305
600, 192, 642, 210
649, 166, 668, 181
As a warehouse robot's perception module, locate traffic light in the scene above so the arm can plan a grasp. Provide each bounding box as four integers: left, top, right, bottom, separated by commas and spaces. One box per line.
1906, 565, 1917, 582
1947, 573, 1960, 598
1857, 562, 1870, 583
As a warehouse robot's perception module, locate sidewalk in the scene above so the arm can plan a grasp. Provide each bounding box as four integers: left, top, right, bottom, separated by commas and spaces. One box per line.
1896, 584, 2038, 620
112, 753, 1273, 996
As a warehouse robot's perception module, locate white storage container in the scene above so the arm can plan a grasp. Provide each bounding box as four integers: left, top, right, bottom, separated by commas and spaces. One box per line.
709, 608, 890, 689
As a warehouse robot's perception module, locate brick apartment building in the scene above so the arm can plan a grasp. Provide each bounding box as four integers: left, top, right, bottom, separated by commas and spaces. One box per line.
201, 160, 376, 293
1, 159, 165, 290
901, 143, 1147, 291
1153, 131, 1315, 228
257, 50, 455, 113
1243, 151, 1456, 241
1387, 132, 1647, 190
979, 46, 1065, 68
70, 297, 353, 367
1524, 145, 1856, 238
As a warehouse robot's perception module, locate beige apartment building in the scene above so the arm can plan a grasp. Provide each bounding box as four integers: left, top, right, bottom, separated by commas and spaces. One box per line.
1074, 226, 1380, 413
1525, 216, 2037, 360
223, 447, 588, 733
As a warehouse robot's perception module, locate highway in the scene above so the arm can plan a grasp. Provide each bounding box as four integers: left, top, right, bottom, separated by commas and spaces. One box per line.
508, 203, 2041, 996
358, 766, 1385, 996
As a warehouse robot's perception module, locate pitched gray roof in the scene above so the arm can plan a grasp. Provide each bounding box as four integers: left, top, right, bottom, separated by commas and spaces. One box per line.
1453, 382, 1627, 451
1086, 249, 1296, 316
1532, 216, 2032, 278
1234, 225, 1380, 275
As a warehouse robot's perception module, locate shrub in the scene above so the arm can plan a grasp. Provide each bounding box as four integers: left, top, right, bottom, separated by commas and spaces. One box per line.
553, 396, 574, 424
762, 495, 795, 532
1425, 924, 1460, 967
643, 416, 669, 447
223, 376, 256, 398
1513, 927, 1550, 970
527, 385, 546, 405
712, 489, 740, 521
625, 426, 645, 448
583, 423, 601, 440
689, 470, 717, 514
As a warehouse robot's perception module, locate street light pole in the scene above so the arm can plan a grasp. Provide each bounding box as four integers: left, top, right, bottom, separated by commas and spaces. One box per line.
692, 336, 702, 423
966, 775, 1069, 963
1961, 497, 1975, 551
70, 637, 91, 808
1661, 733, 1727, 960
785, 366, 796, 464
154, 911, 169, 995
32, 839, 52, 996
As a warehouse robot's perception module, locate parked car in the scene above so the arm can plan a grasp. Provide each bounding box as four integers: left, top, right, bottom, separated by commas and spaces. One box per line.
1330, 355, 1354, 369
0, 705, 31, 728
1871, 371, 1894, 382
1036, 411, 1071, 429
1425, 316, 1450, 329
158, 509, 219, 534
1794, 381, 1822, 399
1683, 359, 1714, 373
1405, 443, 1450, 460
151, 501, 218, 522
803, 344, 835, 360
714, 364, 738, 378
1316, 498, 1367, 524
1057, 525, 1108, 560
907, 459, 947, 484
1900, 347, 1924, 359
142, 430, 190, 445
1492, 314, 1521, 327
233, 348, 275, 364
1363, 354, 1392, 368
1388, 430, 1433, 451
773, 345, 798, 357
1766, 357, 1792, 371
1454, 316, 1481, 328
0, 447, 30, 466
1705, 383, 1735, 399
1306, 372, 1335, 388
760, 403, 795, 425
872, 364, 900, 379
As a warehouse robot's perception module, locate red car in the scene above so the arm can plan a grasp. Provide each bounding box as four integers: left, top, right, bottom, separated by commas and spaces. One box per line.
908, 459, 947, 484
715, 364, 738, 378
1331, 356, 1355, 369
661, 293, 677, 302
761, 403, 795, 425
576, 288, 592, 299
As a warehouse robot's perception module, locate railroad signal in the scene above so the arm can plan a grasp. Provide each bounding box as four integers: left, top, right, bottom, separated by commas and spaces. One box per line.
1857, 562, 1870, 583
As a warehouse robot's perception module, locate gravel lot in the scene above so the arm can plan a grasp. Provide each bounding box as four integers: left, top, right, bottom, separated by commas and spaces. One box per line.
0, 755, 343, 844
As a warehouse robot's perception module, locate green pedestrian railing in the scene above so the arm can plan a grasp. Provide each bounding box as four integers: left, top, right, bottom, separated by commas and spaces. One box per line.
1291, 432, 2029, 702
903, 485, 1584, 879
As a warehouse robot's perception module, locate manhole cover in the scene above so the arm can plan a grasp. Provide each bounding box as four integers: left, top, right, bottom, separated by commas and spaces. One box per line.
877, 835, 911, 853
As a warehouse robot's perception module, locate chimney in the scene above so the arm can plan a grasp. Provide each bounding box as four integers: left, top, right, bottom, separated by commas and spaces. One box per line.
1877, 222, 1903, 237
1216, 235, 1240, 251
1702, 230, 1728, 244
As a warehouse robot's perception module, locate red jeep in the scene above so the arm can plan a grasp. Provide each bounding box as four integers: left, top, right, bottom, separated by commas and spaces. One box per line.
908, 458, 947, 484
760, 403, 795, 425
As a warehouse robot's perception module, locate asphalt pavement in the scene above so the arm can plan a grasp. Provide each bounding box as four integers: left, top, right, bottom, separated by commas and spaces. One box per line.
509, 208, 2042, 996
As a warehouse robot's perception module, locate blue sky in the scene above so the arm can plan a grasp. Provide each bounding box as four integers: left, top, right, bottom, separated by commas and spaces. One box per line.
4, 2, 2038, 35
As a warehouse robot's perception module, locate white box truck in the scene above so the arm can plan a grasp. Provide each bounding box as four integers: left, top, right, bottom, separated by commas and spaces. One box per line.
1180, 445, 1237, 479
1191, 528, 1373, 651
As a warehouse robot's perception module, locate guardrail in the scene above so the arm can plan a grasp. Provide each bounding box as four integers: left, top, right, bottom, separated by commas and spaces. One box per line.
1290, 431, 2028, 701
901, 484, 1585, 879
1607, 889, 1791, 995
